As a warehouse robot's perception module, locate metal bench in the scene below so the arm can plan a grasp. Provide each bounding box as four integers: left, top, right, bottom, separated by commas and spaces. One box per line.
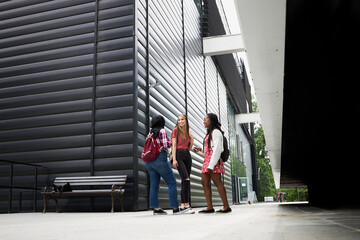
42, 175, 127, 213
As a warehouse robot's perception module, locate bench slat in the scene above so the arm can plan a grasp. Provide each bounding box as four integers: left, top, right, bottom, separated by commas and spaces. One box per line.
42, 189, 125, 197
53, 175, 127, 186
54, 182, 126, 186
54, 178, 126, 182
54, 179, 126, 183
55, 176, 127, 180
55, 178, 126, 181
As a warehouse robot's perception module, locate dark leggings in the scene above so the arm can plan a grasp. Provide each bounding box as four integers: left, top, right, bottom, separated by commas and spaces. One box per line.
176, 149, 192, 203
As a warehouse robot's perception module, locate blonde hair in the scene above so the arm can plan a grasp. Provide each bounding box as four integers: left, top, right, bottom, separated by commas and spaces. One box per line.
176, 114, 190, 141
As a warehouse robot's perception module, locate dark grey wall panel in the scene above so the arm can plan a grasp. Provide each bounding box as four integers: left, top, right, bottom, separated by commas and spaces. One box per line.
0, 66, 94, 88
0, 0, 136, 212
93, 0, 135, 211
0, 112, 91, 131
0, 76, 93, 99
136, 0, 149, 210
0, 0, 96, 186
0, 123, 91, 142
0, 0, 94, 21
0, 100, 92, 120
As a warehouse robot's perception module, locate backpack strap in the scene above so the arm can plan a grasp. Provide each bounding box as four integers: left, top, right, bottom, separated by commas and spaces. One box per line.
218, 132, 224, 166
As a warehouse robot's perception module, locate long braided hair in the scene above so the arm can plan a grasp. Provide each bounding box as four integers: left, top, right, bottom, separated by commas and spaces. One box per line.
205, 113, 224, 149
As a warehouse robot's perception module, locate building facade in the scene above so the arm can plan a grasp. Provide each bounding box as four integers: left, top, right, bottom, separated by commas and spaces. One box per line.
0, 0, 256, 212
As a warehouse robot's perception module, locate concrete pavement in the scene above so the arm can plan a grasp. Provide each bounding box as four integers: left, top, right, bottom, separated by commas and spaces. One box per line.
0, 202, 359, 240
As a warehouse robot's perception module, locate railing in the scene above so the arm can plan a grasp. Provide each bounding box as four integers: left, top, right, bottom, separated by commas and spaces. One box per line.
0, 159, 46, 213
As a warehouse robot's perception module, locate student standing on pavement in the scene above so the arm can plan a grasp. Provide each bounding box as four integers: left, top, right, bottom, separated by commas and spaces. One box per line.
145, 115, 189, 215
194, 113, 232, 213
172, 114, 195, 214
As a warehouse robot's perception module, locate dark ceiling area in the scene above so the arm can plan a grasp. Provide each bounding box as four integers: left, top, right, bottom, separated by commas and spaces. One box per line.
282, 0, 359, 207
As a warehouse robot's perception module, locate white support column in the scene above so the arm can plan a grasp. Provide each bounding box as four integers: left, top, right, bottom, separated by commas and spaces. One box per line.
203, 34, 245, 56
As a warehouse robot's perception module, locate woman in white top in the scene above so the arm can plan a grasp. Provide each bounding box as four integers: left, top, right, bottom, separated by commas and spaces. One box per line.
194, 113, 231, 213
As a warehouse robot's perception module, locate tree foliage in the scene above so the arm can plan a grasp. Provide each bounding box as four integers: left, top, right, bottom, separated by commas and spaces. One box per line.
253, 100, 277, 201
277, 188, 309, 202
253, 99, 309, 202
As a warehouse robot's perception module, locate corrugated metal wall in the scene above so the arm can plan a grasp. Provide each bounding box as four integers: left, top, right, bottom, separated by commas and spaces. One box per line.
146, 0, 186, 208
218, 74, 232, 202
184, 0, 207, 207
0, 0, 137, 212
136, 0, 149, 210
0, 0, 247, 212
135, 0, 233, 208
93, 0, 136, 210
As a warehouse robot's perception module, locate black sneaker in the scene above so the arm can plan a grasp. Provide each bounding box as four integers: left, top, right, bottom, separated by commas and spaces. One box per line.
198, 208, 215, 214
173, 207, 189, 215
153, 208, 167, 215
215, 207, 232, 213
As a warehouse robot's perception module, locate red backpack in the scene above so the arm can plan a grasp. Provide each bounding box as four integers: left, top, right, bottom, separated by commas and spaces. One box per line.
142, 134, 160, 162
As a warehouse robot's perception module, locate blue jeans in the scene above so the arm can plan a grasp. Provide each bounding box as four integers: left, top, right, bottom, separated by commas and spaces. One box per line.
145, 150, 178, 209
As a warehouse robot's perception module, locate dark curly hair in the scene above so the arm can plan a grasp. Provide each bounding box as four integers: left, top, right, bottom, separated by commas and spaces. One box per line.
150, 115, 165, 138
205, 113, 223, 148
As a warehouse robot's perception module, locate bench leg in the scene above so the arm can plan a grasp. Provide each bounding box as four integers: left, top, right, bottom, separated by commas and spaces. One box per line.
110, 193, 124, 212
42, 195, 48, 213
54, 198, 60, 213
43, 195, 60, 213
111, 194, 115, 213
120, 195, 124, 212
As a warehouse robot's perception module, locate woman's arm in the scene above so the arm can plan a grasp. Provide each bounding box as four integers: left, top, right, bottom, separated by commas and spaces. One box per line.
193, 146, 202, 152
172, 137, 178, 169
159, 129, 172, 150
207, 129, 223, 171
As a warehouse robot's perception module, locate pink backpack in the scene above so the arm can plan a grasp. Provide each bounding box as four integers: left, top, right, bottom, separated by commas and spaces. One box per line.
142, 134, 160, 162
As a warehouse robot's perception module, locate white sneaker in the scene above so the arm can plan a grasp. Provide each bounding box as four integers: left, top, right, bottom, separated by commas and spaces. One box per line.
173, 207, 189, 215
185, 207, 195, 214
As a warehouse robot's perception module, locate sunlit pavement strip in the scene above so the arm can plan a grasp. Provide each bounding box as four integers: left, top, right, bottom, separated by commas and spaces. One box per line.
0, 202, 359, 240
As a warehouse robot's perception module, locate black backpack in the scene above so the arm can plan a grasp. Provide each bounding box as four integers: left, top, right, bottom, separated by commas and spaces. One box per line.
221, 135, 230, 162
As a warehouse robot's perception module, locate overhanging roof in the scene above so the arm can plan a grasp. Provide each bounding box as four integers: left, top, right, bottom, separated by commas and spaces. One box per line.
234, 0, 286, 188
206, 0, 252, 114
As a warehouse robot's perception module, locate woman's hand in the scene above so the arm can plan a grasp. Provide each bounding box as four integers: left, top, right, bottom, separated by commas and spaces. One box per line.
173, 160, 178, 169
193, 147, 202, 152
